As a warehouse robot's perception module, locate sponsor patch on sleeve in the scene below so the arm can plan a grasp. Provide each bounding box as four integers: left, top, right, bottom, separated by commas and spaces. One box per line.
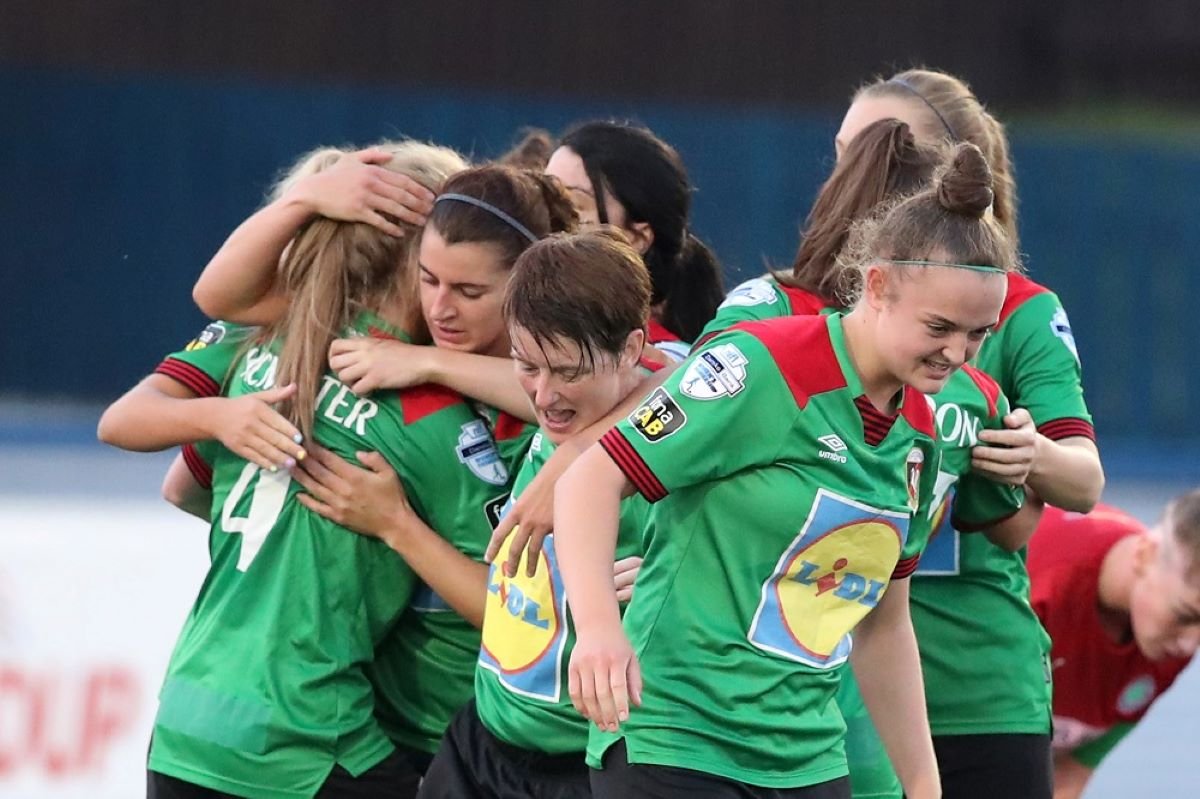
185, 321, 228, 351
629, 387, 687, 443
1049, 306, 1080, 363
679, 343, 748, 400
718, 278, 779, 309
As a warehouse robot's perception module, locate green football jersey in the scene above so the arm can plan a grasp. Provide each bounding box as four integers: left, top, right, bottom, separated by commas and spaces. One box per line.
475, 432, 649, 754
586, 313, 937, 789
148, 313, 510, 799
838, 365, 1026, 798
694, 276, 828, 349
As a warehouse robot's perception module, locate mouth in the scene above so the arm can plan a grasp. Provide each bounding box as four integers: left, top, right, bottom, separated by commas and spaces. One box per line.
431, 324, 468, 343
921, 358, 954, 381
538, 407, 577, 433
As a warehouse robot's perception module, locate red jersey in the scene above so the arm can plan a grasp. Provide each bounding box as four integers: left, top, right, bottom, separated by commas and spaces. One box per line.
1028, 504, 1192, 752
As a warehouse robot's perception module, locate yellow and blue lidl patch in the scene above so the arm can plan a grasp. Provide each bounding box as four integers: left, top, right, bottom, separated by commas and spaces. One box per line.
748, 489, 909, 669
478, 531, 568, 702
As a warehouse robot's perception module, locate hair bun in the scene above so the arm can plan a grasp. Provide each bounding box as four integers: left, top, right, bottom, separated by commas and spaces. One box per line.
936, 142, 994, 218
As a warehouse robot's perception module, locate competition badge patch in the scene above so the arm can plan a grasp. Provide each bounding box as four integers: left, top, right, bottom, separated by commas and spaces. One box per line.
185, 321, 227, 351
748, 489, 910, 669
679, 343, 748, 400
630, 387, 687, 442
478, 531, 568, 701
456, 419, 510, 486
1050, 307, 1080, 362
905, 447, 925, 513
718, 277, 778, 308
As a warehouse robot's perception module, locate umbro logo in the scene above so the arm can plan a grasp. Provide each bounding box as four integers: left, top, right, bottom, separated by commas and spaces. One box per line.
817, 434, 848, 464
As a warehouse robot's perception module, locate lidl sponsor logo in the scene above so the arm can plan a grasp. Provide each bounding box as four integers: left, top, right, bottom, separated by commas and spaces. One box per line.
630, 387, 687, 442
1050, 307, 1079, 363
915, 483, 960, 576
456, 420, 510, 486
748, 490, 909, 668
185, 321, 227, 351
1116, 674, 1156, 715
679, 344, 748, 400
718, 277, 778, 309
478, 533, 568, 702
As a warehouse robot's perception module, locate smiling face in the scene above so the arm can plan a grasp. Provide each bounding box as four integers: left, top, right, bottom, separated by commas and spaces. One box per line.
509, 324, 640, 445
418, 225, 512, 357
865, 260, 1006, 395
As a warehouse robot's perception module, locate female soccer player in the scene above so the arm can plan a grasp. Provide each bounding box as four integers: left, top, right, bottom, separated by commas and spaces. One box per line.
1028, 495, 1200, 799
836, 68, 1105, 799
189, 159, 579, 775
556, 143, 1018, 799
99, 142, 522, 798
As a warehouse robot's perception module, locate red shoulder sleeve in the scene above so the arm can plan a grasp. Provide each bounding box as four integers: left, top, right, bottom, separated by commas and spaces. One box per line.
400, 383, 463, 425
732, 316, 846, 409
997, 272, 1051, 328
961, 363, 1002, 418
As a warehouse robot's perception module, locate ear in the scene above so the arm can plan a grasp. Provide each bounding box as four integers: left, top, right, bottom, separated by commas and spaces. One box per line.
622, 328, 646, 368
625, 221, 655, 255
862, 263, 891, 312
1133, 534, 1160, 579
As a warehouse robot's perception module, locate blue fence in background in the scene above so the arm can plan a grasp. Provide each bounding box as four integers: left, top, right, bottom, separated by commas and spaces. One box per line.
4, 66, 1199, 443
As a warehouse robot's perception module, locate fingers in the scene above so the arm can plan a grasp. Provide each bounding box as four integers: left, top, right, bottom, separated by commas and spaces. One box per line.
356, 450, 393, 476
295, 492, 338, 521
298, 447, 354, 496
613, 556, 641, 602
374, 171, 435, 217
971, 442, 1033, 465
1004, 408, 1034, 429
291, 461, 340, 508
363, 209, 405, 238
596, 660, 628, 732
256, 381, 298, 405
354, 148, 394, 165
568, 663, 587, 718
628, 657, 643, 707
524, 527, 546, 579
485, 513, 516, 564
506, 524, 535, 579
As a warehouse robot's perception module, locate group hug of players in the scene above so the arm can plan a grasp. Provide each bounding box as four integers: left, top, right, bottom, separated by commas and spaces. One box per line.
98, 67, 1200, 799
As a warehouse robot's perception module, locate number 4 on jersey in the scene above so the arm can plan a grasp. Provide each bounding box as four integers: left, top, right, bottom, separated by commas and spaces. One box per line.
221, 463, 291, 571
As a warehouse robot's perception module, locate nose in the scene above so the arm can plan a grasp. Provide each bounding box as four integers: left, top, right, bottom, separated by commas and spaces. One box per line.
428, 286, 456, 322
942, 333, 969, 367
533, 373, 560, 409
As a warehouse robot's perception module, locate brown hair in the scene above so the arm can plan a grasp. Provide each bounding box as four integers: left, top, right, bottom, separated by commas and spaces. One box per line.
264, 141, 467, 441
427, 164, 578, 269
841, 142, 1019, 299
496, 127, 556, 171
779, 118, 944, 304
1165, 489, 1200, 577
503, 227, 651, 377
856, 68, 1019, 246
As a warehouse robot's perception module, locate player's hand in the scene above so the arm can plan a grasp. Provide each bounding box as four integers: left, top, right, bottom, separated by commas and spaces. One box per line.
209, 383, 305, 473
293, 445, 412, 546
486, 442, 581, 577
613, 556, 642, 603
328, 337, 432, 396
568, 622, 642, 732
287, 148, 435, 236
972, 408, 1037, 485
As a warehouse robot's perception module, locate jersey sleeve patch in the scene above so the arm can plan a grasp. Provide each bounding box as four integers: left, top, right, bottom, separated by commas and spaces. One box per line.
678, 344, 748, 400
1038, 417, 1096, 442
719, 278, 779, 309
627, 387, 688, 442
599, 429, 668, 502
155, 357, 221, 398
184, 321, 229, 351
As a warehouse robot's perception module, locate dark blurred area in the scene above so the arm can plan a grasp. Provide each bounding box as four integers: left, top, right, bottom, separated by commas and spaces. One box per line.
3, 1, 1199, 452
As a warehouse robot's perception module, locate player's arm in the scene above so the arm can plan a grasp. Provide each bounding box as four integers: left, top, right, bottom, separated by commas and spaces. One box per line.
292, 445, 488, 627
1026, 435, 1103, 513
161, 451, 212, 521
1053, 722, 1134, 799
555, 443, 640, 731
851, 578, 940, 799
98, 374, 301, 472
193, 149, 433, 324
329, 337, 533, 421
485, 362, 678, 577
974, 490, 1044, 552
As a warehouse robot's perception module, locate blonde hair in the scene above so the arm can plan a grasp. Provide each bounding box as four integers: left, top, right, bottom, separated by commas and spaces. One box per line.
264, 140, 467, 441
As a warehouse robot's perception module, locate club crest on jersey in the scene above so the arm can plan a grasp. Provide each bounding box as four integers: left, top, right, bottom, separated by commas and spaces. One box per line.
1050, 307, 1080, 363
719, 278, 778, 309
1116, 674, 1156, 715
748, 490, 910, 669
478, 532, 568, 702
456, 420, 509, 486
630, 387, 687, 442
905, 447, 925, 513
185, 321, 228, 352
679, 344, 748, 400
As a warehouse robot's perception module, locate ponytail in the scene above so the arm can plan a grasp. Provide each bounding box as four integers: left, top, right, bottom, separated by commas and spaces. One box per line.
659, 232, 725, 342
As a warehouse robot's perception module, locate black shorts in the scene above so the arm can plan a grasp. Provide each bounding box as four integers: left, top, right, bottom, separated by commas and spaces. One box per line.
932, 733, 1052, 799
590, 739, 851, 799
418, 699, 591, 799
147, 745, 425, 799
